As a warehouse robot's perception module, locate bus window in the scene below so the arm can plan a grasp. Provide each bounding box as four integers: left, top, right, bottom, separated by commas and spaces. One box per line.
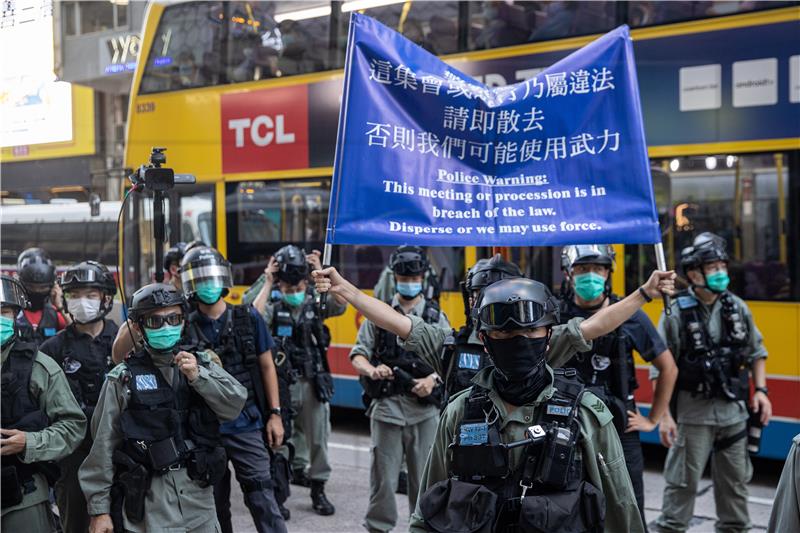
177, 189, 215, 245
627, 1, 796, 28
139, 2, 226, 94
226, 179, 329, 284
625, 152, 797, 302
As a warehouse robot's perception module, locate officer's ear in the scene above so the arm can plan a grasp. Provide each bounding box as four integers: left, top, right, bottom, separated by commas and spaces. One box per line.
478, 331, 489, 353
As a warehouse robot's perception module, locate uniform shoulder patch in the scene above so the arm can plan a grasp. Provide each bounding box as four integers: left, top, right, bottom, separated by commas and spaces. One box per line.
106, 363, 129, 381
676, 295, 698, 310
579, 391, 613, 427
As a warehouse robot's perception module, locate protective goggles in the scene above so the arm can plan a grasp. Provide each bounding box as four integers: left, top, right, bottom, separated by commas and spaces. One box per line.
60, 268, 105, 285
392, 259, 427, 276
478, 300, 547, 331
142, 312, 184, 329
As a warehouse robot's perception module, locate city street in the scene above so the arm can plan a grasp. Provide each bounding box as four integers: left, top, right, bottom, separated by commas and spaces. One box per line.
226, 409, 781, 533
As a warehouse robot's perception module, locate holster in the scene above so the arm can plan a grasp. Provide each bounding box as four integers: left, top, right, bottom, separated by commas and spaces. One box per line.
313, 371, 335, 403
270, 447, 292, 505
112, 450, 152, 524
187, 446, 227, 487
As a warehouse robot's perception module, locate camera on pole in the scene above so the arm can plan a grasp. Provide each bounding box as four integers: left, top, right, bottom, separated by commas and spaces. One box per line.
128, 147, 196, 283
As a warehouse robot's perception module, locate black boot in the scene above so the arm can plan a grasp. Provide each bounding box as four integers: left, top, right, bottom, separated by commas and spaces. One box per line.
396, 471, 408, 495
310, 481, 335, 516
291, 468, 311, 488
278, 502, 291, 521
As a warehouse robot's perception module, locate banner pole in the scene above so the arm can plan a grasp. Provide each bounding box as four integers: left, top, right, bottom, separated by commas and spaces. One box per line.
654, 242, 672, 316
319, 242, 332, 313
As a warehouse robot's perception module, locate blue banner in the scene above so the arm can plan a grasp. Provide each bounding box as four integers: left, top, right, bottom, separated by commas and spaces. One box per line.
328, 13, 661, 247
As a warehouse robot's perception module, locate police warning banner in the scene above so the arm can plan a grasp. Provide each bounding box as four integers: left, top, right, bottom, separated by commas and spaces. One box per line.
327, 13, 660, 247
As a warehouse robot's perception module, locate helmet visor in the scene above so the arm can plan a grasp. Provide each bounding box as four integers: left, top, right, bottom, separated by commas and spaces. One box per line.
181, 263, 233, 293
479, 300, 546, 331
0, 278, 28, 310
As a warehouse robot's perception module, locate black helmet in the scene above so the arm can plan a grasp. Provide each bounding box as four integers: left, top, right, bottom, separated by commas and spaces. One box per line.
163, 242, 189, 271
274, 245, 309, 285
465, 254, 523, 293
476, 278, 559, 332
17, 247, 55, 286
561, 244, 615, 272
60, 261, 116, 294
389, 245, 428, 276
680, 232, 728, 273
128, 283, 185, 322
180, 246, 233, 298
0, 275, 29, 311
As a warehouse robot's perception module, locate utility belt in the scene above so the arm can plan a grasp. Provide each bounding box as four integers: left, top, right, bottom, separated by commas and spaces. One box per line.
282, 345, 335, 404
360, 360, 442, 409
677, 347, 749, 402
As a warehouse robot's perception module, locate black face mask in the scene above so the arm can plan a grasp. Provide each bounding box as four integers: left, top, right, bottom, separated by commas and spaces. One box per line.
483, 334, 550, 406
27, 292, 49, 311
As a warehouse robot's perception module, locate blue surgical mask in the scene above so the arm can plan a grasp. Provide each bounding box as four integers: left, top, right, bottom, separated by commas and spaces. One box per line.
144, 324, 183, 351
283, 291, 306, 307
0, 316, 15, 346
573, 272, 606, 301
396, 281, 422, 299
195, 282, 224, 305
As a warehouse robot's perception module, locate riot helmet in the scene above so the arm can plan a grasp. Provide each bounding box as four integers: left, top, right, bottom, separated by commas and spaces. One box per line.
274, 244, 309, 285
59, 261, 116, 323
17, 247, 56, 310
0, 275, 29, 312
389, 245, 428, 276
560, 244, 615, 272
465, 254, 523, 294
128, 283, 185, 322
163, 242, 189, 272
180, 246, 233, 304
476, 278, 559, 332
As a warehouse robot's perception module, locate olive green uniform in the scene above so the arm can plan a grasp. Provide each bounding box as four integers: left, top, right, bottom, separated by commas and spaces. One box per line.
652, 289, 767, 533
262, 290, 346, 482
407, 366, 645, 533
79, 350, 247, 533
1, 343, 86, 532
767, 433, 800, 533
350, 296, 450, 533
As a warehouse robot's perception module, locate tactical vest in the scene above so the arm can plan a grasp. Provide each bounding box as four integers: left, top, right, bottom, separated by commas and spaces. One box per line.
117, 349, 223, 476
271, 296, 329, 379
363, 299, 441, 403
51, 322, 117, 420
674, 290, 750, 401
1, 342, 59, 509
560, 298, 635, 433
441, 325, 490, 402
185, 305, 260, 409
420, 369, 604, 533
16, 305, 59, 346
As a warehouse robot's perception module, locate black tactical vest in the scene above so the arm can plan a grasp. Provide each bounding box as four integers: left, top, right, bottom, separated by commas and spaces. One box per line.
117, 349, 222, 474
16, 305, 59, 346
185, 305, 260, 408
1, 342, 59, 508
420, 370, 605, 533
47, 321, 118, 420
271, 296, 329, 379
674, 290, 750, 401
441, 325, 490, 402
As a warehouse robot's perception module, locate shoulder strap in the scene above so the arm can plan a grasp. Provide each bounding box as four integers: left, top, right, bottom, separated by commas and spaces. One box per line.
232, 305, 257, 362
422, 298, 441, 325
462, 384, 494, 423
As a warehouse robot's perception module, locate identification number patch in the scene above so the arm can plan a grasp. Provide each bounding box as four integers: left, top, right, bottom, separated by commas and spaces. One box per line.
135, 374, 158, 390
277, 325, 293, 337
457, 352, 481, 370
546, 405, 572, 417
459, 422, 488, 446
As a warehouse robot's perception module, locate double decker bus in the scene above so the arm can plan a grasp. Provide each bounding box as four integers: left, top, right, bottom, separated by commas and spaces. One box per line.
122, 1, 800, 459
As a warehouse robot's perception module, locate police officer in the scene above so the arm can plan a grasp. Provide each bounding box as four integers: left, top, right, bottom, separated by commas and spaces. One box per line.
15, 248, 68, 345
79, 282, 247, 533
313, 265, 676, 533
164, 241, 189, 291
38, 261, 119, 532
441, 254, 523, 402
256, 245, 345, 517
346, 246, 450, 533
653, 232, 772, 533
1, 275, 86, 532
555, 244, 678, 528
767, 433, 800, 533
180, 246, 288, 533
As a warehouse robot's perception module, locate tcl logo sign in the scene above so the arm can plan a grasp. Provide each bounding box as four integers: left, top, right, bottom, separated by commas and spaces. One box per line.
221, 85, 308, 173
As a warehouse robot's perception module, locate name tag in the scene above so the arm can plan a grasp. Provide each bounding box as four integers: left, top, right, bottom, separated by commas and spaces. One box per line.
459, 422, 488, 446
457, 352, 481, 370
546, 405, 572, 417
135, 374, 158, 390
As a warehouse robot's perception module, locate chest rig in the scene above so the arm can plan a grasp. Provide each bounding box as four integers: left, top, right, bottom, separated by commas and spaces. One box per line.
1, 342, 59, 509
272, 296, 329, 379
675, 291, 750, 401
16, 305, 59, 346
441, 325, 490, 403
561, 298, 635, 434
186, 305, 260, 408
423, 369, 604, 533
54, 322, 117, 418
362, 299, 441, 406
